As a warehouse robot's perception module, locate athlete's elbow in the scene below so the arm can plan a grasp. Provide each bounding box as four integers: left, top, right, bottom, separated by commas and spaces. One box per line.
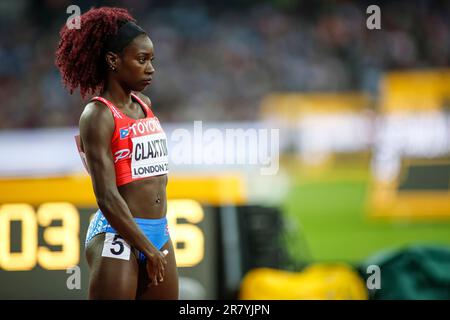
96, 191, 120, 215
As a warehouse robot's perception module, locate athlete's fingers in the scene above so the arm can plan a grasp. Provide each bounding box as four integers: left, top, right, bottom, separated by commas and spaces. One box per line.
158, 255, 167, 274
146, 261, 159, 286
159, 262, 165, 280
153, 261, 161, 281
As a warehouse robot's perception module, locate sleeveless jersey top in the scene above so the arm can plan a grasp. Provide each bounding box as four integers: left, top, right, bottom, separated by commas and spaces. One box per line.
89, 92, 169, 186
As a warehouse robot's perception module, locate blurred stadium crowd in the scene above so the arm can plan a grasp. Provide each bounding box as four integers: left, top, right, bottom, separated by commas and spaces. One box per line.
0, 0, 448, 128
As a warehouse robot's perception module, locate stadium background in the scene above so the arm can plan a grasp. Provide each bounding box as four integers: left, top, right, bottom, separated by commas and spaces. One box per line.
0, 0, 449, 299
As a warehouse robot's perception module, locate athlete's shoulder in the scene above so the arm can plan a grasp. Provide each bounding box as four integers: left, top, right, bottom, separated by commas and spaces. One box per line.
80, 99, 114, 127
135, 92, 152, 109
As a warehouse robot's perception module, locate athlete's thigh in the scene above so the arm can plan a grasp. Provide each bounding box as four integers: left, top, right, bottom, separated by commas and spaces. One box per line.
136, 238, 179, 300
86, 233, 140, 299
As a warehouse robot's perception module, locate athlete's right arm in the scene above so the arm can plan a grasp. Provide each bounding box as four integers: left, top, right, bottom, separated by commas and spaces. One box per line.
79, 102, 166, 284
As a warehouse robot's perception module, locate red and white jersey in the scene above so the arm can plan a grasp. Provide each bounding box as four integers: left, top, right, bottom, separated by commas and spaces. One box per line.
76, 92, 169, 186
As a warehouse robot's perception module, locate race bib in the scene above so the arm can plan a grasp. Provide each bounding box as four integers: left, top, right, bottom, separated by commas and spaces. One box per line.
101, 233, 131, 260
130, 118, 169, 178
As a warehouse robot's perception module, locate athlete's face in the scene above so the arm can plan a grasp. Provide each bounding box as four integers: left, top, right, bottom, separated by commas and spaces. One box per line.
113, 34, 155, 91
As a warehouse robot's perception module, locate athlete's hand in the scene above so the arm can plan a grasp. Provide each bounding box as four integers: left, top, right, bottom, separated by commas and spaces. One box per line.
146, 249, 168, 286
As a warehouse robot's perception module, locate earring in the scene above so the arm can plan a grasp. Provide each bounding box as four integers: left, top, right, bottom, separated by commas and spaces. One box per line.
110, 65, 116, 71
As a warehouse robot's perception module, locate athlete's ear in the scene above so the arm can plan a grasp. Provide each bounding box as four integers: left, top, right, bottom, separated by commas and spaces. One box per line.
105, 52, 119, 72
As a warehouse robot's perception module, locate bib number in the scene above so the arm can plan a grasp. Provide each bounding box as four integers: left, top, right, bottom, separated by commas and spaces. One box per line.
101, 233, 131, 260
131, 133, 169, 178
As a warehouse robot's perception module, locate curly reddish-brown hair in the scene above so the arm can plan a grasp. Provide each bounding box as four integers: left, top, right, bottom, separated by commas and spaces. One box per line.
55, 7, 135, 98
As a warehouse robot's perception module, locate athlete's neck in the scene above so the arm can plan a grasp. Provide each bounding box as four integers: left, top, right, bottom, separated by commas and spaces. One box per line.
102, 79, 132, 109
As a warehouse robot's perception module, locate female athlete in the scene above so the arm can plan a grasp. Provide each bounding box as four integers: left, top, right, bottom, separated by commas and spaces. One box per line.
55, 7, 178, 299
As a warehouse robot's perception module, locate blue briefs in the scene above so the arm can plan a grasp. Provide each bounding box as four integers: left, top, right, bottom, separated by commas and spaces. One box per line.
85, 209, 170, 262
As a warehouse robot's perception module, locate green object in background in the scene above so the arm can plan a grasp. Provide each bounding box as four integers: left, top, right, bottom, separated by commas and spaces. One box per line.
282, 175, 450, 264
360, 245, 450, 300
